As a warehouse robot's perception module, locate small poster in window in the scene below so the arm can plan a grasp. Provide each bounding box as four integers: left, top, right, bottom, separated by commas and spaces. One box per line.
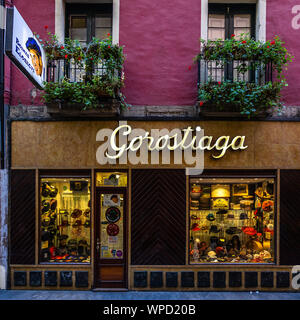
108, 236, 118, 244
103, 194, 120, 207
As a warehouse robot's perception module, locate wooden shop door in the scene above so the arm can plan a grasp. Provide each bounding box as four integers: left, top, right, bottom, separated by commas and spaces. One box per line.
94, 188, 127, 289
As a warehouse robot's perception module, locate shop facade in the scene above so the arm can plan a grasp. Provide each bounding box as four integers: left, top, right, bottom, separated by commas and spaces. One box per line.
2, 0, 300, 292
8, 120, 300, 291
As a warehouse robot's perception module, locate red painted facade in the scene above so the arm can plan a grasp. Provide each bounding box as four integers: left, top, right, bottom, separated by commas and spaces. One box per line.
4, 0, 300, 107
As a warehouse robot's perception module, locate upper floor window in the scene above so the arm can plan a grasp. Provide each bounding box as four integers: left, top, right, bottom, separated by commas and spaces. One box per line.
66, 3, 113, 45
206, 4, 256, 83
208, 4, 256, 41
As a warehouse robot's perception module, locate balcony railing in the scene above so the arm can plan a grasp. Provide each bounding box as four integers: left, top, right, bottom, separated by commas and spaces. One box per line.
47, 59, 119, 83
197, 59, 274, 87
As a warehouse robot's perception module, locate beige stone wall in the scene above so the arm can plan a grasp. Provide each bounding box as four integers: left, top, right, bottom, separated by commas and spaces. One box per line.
11, 120, 300, 169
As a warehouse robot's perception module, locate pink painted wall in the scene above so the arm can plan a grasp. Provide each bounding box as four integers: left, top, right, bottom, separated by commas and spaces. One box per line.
119, 0, 201, 106
6, 0, 300, 107
266, 0, 300, 105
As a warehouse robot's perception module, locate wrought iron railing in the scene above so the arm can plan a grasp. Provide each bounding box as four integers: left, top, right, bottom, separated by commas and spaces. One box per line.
197, 59, 274, 87
47, 59, 117, 83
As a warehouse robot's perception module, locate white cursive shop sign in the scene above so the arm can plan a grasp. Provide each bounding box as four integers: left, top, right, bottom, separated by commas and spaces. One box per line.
96, 121, 248, 175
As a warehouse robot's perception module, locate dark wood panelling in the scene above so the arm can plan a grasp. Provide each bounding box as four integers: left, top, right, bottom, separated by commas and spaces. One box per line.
280, 170, 300, 265
131, 170, 186, 265
10, 170, 36, 265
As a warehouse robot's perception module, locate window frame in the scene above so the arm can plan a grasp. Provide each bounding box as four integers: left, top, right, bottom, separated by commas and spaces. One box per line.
208, 3, 256, 40
65, 3, 113, 43
39, 171, 92, 265
188, 171, 277, 266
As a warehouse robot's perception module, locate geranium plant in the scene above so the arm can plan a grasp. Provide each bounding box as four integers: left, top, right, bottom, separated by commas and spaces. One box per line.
196, 34, 293, 116
34, 29, 129, 110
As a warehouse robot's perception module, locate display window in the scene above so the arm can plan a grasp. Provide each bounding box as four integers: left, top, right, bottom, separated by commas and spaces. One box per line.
189, 177, 275, 264
40, 177, 91, 264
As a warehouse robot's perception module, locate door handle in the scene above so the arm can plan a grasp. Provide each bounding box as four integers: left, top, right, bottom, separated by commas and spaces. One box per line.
96, 238, 101, 252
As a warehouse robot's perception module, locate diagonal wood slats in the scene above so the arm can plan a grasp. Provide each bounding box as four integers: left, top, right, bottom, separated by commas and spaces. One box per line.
280, 170, 300, 265
10, 170, 36, 265
131, 170, 186, 265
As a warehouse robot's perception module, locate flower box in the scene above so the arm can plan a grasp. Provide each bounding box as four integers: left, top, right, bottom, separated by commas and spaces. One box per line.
45, 100, 120, 117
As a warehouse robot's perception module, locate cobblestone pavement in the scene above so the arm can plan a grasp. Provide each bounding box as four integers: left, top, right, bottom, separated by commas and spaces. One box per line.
0, 290, 299, 300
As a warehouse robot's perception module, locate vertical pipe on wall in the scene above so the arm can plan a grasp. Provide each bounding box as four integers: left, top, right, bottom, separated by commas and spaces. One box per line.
0, 0, 5, 169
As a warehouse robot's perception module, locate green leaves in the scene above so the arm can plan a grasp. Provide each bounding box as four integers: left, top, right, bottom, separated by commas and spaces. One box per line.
198, 35, 293, 81
198, 81, 284, 116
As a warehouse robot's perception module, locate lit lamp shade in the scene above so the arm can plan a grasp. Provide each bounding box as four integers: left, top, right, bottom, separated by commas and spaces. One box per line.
211, 185, 230, 198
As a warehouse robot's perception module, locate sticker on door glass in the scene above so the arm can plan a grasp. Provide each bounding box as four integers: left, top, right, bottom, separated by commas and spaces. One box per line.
103, 194, 120, 207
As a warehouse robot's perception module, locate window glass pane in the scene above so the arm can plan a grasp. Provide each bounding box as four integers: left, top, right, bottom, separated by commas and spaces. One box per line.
96, 172, 127, 187
208, 14, 225, 28
208, 28, 225, 41
234, 28, 251, 40
234, 14, 251, 28
95, 16, 112, 28
40, 178, 91, 264
189, 178, 275, 264
95, 28, 112, 40
71, 16, 87, 28
70, 16, 87, 44
100, 193, 124, 259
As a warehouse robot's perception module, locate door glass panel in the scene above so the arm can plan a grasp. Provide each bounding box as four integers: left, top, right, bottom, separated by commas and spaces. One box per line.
100, 193, 124, 259
96, 172, 127, 187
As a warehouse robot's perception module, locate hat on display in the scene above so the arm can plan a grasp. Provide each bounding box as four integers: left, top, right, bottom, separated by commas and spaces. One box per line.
242, 227, 257, 236
206, 213, 215, 221
84, 220, 91, 228
262, 200, 274, 212
84, 208, 90, 217
208, 251, 217, 258
216, 209, 228, 215
41, 200, 50, 213
49, 185, 58, 198
227, 213, 235, 219
71, 209, 82, 219
226, 227, 242, 235
209, 225, 221, 234
72, 219, 82, 227
239, 212, 248, 220
191, 223, 201, 232
50, 199, 57, 211
42, 217, 51, 227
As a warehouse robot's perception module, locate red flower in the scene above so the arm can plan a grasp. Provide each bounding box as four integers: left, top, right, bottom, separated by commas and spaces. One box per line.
231, 34, 235, 38
218, 81, 221, 85
270, 41, 276, 45
107, 33, 110, 37
64, 54, 68, 59
91, 57, 93, 60
188, 65, 192, 70
108, 45, 111, 49
267, 45, 270, 48
44, 25, 48, 30
60, 46, 64, 50
78, 57, 82, 61
199, 101, 204, 107
242, 40, 247, 44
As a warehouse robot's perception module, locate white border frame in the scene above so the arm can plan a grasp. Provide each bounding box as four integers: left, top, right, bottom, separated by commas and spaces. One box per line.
55, 0, 120, 44
201, 0, 266, 42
